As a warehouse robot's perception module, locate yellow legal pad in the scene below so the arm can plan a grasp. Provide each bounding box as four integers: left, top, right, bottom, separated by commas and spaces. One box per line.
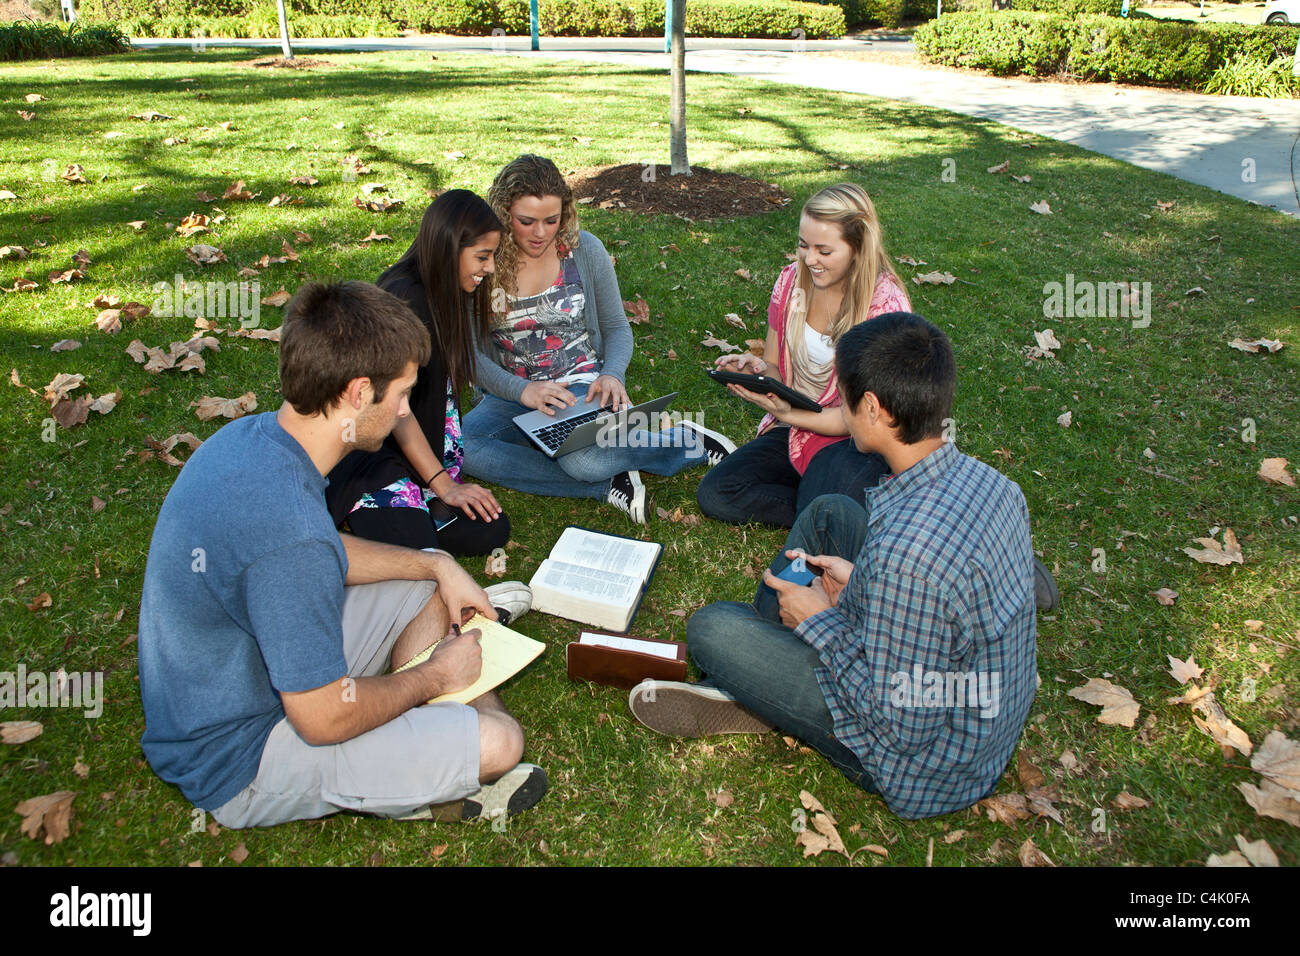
392, 613, 545, 705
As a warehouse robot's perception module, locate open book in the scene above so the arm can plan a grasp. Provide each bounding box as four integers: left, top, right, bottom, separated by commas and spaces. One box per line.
393, 613, 545, 705
528, 527, 663, 633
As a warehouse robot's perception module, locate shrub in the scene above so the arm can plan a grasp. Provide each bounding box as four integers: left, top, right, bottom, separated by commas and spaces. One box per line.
914, 11, 1299, 95
0, 19, 131, 60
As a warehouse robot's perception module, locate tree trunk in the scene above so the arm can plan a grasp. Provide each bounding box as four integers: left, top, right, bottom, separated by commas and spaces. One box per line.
277, 0, 294, 60
669, 0, 690, 176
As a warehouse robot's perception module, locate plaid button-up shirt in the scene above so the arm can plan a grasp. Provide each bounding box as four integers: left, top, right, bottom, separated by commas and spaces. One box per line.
796, 441, 1037, 819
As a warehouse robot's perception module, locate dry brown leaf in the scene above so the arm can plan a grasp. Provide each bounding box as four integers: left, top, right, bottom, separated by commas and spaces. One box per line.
89, 390, 121, 415
94, 309, 121, 334
93, 293, 121, 309
1239, 780, 1300, 827
1206, 849, 1251, 867
1235, 834, 1278, 867
701, 335, 739, 354
280, 240, 299, 261
987, 160, 1009, 174
1056, 410, 1073, 428
354, 196, 403, 213
1016, 751, 1046, 790
72, 758, 89, 779
50, 339, 80, 353
15, 791, 75, 844
120, 301, 151, 322
1012, 174, 1031, 183
1029, 200, 1052, 215
980, 793, 1030, 826
8, 277, 37, 292
796, 790, 846, 857
186, 244, 226, 266
1025, 785, 1063, 825
26, 592, 52, 612
289, 175, 319, 186
43, 372, 85, 404
267, 194, 302, 207
1258, 458, 1295, 488
51, 396, 91, 428
1228, 338, 1284, 354
146, 432, 203, 467
292, 230, 313, 245
1151, 588, 1178, 606
0, 721, 42, 745
1251, 731, 1300, 794
359, 229, 390, 244
1067, 677, 1140, 727
894, 255, 927, 267
734, 268, 751, 280
1167, 654, 1204, 685
130, 109, 171, 121
192, 392, 257, 421
913, 271, 956, 286
222, 180, 259, 201
1018, 837, 1054, 867
1182, 528, 1243, 566
17, 109, 34, 121
49, 268, 84, 284
91, 496, 107, 512
1190, 693, 1252, 756
261, 288, 291, 308
232, 326, 281, 342
61, 164, 86, 184
723, 312, 746, 330
0, 245, 29, 260
711, 790, 734, 809
942, 830, 967, 844
1112, 791, 1149, 811
623, 297, 650, 325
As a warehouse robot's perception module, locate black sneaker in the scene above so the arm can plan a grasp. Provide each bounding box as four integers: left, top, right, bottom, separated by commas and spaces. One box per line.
680, 420, 737, 467
1033, 558, 1059, 611
401, 763, 548, 822
607, 470, 647, 524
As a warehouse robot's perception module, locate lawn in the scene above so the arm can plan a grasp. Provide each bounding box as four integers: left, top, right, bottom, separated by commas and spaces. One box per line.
0, 47, 1297, 867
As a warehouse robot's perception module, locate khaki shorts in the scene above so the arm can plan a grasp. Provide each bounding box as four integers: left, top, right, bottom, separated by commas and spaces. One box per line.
211, 579, 480, 829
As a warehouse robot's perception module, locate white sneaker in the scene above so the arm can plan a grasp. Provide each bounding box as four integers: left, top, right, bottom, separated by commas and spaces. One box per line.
607, 470, 647, 525
680, 420, 737, 467
483, 581, 532, 626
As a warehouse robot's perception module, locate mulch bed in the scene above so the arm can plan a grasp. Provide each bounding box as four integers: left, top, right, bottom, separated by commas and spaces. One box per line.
567, 164, 791, 220
247, 57, 332, 69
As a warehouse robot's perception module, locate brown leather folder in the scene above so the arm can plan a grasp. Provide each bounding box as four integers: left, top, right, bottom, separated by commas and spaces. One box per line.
565, 632, 688, 689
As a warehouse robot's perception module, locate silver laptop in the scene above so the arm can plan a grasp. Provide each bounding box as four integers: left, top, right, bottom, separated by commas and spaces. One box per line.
513, 391, 679, 458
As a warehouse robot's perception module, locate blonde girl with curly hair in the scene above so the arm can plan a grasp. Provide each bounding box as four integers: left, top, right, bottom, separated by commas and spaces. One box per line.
461, 154, 735, 525
697, 182, 912, 528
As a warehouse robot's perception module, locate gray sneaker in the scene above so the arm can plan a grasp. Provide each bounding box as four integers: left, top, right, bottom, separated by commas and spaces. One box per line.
484, 581, 532, 626
399, 763, 548, 822
628, 679, 773, 737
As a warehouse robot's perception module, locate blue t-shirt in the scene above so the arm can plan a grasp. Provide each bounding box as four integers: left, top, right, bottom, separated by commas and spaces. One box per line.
138, 412, 349, 809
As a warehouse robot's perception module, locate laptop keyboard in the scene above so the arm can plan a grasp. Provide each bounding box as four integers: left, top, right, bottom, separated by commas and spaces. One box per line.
533, 408, 610, 452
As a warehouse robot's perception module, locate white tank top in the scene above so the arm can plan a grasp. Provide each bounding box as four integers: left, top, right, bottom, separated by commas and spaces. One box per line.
803, 323, 834, 369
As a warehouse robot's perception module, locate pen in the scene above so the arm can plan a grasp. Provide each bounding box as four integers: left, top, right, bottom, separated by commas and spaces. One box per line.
451, 622, 461, 637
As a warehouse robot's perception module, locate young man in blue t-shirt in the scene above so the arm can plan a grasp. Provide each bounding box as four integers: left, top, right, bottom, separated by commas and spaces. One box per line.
632, 312, 1043, 819
139, 281, 546, 828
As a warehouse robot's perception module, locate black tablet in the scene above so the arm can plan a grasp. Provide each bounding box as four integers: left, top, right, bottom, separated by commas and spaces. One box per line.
706, 368, 823, 413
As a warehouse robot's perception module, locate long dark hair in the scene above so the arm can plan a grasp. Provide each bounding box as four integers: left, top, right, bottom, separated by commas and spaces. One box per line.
392, 189, 502, 394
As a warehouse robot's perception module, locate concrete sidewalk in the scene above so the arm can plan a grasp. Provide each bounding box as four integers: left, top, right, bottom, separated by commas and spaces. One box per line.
134, 36, 1300, 216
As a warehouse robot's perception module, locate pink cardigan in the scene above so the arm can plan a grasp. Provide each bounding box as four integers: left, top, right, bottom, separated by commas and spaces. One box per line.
759, 263, 912, 474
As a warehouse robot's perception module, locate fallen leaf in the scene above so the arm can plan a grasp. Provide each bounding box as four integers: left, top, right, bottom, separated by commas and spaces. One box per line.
25, 93, 44, 103
734, 269, 751, 280
359, 229, 390, 243
623, 297, 650, 325
710, 790, 734, 809
894, 255, 927, 267
1112, 791, 1149, 810
987, 160, 1009, 174
17, 110, 34, 121
430, 844, 449, 860
1182, 528, 1243, 566
0, 721, 42, 744
353, 196, 403, 213
1150, 588, 1178, 606
120, 302, 150, 322
26, 592, 52, 612
1056, 410, 1072, 428
723, 312, 747, 330
701, 335, 739, 353
95, 309, 122, 334
942, 830, 966, 844
1025, 785, 1063, 825
0, 189, 18, 200
72, 758, 89, 779
7, 278, 37, 292
1184, 286, 1205, 297
192, 392, 257, 421
1012, 174, 1031, 183
1228, 338, 1283, 354
261, 288, 291, 308
186, 244, 226, 266
222, 180, 258, 201
61, 164, 86, 184
293, 230, 313, 245
795, 790, 846, 858
1235, 834, 1278, 867
1167, 654, 1204, 685
913, 271, 956, 286
146, 432, 203, 467
1067, 677, 1140, 727
1239, 780, 1300, 827
92, 294, 121, 309
91, 496, 107, 512
43, 372, 85, 404
267, 193, 302, 207
15, 791, 75, 844
1018, 837, 1054, 867
1251, 731, 1300, 794
289, 175, 319, 186
1258, 458, 1294, 488
130, 110, 171, 121
194, 191, 217, 203
1189, 693, 1252, 756
50, 339, 80, 353
1029, 200, 1052, 215
1034, 329, 1061, 353
1206, 849, 1251, 867
49, 268, 84, 284
980, 793, 1030, 825
1016, 751, 1046, 790
89, 391, 119, 415
0, 245, 29, 260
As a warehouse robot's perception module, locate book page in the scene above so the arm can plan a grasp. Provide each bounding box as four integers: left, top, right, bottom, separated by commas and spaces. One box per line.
535, 560, 641, 606
551, 527, 660, 582
394, 614, 545, 705
579, 632, 680, 661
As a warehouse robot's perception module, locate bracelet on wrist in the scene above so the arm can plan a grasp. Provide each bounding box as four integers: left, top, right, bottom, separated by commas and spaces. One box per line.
424, 467, 447, 487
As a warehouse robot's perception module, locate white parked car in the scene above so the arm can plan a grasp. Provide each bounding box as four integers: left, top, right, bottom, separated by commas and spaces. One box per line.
1262, 0, 1300, 25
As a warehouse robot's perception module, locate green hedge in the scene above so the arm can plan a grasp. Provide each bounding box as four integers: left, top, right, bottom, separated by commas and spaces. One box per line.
0, 20, 131, 59
914, 12, 1299, 95
1006, 0, 1123, 15
85, 0, 845, 39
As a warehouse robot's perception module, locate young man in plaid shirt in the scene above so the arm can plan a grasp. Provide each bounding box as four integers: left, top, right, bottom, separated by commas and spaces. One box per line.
631, 311, 1050, 819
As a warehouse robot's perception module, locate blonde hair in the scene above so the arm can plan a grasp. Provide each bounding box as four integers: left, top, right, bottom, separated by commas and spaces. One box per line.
784, 183, 896, 396
486, 155, 581, 308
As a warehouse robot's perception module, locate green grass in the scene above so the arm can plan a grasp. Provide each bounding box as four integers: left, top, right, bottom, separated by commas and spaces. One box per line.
1, 48, 1297, 867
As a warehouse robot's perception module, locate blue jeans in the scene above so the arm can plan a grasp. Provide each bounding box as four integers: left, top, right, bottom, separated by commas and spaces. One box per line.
696, 427, 889, 528
461, 382, 706, 499
686, 494, 878, 792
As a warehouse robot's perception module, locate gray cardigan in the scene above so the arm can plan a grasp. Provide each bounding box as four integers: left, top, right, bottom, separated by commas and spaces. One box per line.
473, 230, 635, 403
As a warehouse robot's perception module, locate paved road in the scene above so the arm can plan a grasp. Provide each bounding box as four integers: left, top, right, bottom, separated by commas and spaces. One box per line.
135, 35, 1300, 216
